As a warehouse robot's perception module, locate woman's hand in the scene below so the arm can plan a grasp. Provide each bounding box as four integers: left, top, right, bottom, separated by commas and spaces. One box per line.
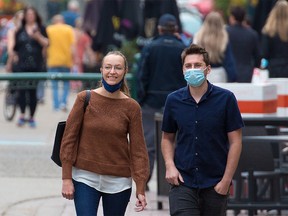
135, 194, 147, 212
62, 179, 74, 200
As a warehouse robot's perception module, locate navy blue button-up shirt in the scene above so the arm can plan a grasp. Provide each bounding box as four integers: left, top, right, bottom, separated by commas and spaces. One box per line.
162, 82, 244, 189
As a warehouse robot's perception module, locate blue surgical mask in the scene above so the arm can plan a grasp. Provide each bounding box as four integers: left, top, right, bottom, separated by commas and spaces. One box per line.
184, 68, 206, 87
102, 78, 123, 93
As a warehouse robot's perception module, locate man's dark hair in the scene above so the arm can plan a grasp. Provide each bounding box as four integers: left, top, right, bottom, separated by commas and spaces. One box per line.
181, 44, 210, 66
230, 6, 246, 23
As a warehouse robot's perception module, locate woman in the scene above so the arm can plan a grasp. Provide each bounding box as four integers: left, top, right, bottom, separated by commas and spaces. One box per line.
60, 51, 149, 215
11, 6, 49, 127
193, 11, 237, 83
5, 10, 24, 73
261, 0, 288, 78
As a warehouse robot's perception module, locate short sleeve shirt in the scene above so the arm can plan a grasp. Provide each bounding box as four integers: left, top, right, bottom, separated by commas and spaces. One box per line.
162, 82, 244, 189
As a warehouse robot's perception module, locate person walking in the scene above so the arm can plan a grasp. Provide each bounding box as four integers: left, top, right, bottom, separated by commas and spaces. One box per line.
136, 13, 187, 190
73, 17, 97, 91
46, 14, 75, 111
261, 0, 288, 78
161, 44, 244, 215
9, 6, 48, 127
227, 6, 261, 82
61, 0, 80, 27
5, 10, 23, 72
193, 11, 237, 83
5, 10, 23, 101
60, 51, 149, 216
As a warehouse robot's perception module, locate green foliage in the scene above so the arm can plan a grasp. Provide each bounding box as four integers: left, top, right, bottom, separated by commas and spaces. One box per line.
215, 0, 230, 14
215, 0, 248, 20
120, 39, 139, 69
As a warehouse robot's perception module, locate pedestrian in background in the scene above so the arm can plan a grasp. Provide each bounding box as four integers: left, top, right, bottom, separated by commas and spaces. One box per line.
193, 11, 237, 83
73, 17, 97, 91
227, 6, 261, 83
5, 10, 23, 72
136, 13, 187, 190
161, 44, 244, 215
61, 0, 80, 27
11, 6, 48, 127
46, 14, 75, 112
261, 0, 288, 78
60, 51, 149, 215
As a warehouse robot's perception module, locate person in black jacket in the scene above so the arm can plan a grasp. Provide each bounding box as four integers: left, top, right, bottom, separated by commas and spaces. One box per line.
261, 0, 288, 78
227, 6, 261, 82
136, 13, 186, 190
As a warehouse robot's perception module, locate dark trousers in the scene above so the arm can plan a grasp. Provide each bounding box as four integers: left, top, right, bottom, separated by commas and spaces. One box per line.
73, 180, 131, 216
169, 184, 228, 216
18, 88, 37, 118
141, 104, 161, 183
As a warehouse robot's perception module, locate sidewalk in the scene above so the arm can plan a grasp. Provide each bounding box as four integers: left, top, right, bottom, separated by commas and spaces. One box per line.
0, 83, 170, 216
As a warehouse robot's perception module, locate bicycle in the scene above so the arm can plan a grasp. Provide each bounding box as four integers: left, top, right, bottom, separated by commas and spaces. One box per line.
3, 80, 38, 121
3, 83, 18, 121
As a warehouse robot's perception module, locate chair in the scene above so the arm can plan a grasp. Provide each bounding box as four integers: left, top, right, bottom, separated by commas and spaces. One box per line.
228, 126, 288, 215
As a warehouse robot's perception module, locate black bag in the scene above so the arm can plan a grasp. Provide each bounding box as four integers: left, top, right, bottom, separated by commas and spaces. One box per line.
51, 90, 91, 167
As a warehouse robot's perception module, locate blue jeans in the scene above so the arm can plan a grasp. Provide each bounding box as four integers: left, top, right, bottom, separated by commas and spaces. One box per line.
73, 180, 132, 216
169, 184, 228, 216
48, 67, 70, 110
37, 81, 45, 101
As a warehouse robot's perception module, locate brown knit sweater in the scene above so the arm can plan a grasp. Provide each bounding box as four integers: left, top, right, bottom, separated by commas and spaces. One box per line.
60, 90, 149, 196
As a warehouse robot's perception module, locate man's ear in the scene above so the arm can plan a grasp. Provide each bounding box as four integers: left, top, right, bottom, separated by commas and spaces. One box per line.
206, 65, 211, 75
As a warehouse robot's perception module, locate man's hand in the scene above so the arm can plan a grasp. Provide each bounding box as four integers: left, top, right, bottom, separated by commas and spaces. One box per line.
214, 180, 230, 196
165, 164, 184, 186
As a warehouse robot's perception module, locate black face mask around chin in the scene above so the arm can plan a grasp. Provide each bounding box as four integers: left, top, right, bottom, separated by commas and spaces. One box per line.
101, 78, 124, 93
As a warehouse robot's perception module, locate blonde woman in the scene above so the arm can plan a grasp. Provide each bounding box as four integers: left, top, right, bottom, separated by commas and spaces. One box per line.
193, 11, 236, 83
61, 51, 149, 215
261, 0, 288, 78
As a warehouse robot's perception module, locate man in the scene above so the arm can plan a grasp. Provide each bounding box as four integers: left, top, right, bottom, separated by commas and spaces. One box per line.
46, 14, 75, 111
227, 6, 261, 82
161, 44, 244, 215
136, 13, 187, 189
61, 0, 80, 27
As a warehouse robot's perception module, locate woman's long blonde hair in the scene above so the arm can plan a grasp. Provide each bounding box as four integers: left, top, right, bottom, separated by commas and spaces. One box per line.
194, 11, 228, 64
100, 51, 131, 97
262, 0, 288, 42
